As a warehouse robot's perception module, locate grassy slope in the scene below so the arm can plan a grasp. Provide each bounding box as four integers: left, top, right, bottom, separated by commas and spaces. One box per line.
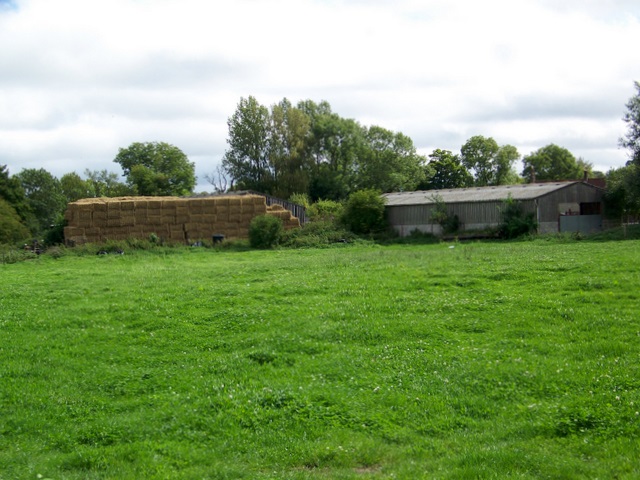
1, 241, 639, 479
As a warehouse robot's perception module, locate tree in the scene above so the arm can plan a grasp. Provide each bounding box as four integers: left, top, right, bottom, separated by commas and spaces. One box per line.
269, 99, 313, 199
604, 164, 640, 220
0, 198, 30, 244
355, 125, 426, 192
341, 189, 387, 235
60, 172, 93, 203
204, 164, 233, 193
521, 144, 583, 182
222, 96, 272, 193
114, 142, 196, 196
419, 149, 473, 190
15, 168, 66, 235
84, 169, 134, 197
460, 136, 519, 186
620, 80, 640, 166
0, 164, 32, 225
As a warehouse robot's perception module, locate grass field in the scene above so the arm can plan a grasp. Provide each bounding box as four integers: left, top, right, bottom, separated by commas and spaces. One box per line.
1, 239, 639, 479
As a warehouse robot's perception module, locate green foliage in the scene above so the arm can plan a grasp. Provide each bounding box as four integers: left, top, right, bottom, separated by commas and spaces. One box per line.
222, 96, 273, 193
0, 198, 30, 244
288, 192, 310, 208
354, 125, 426, 192
498, 194, 538, 239
604, 164, 640, 219
60, 172, 92, 202
84, 169, 134, 197
248, 214, 284, 248
430, 194, 460, 235
522, 144, 584, 182
15, 167, 66, 235
341, 189, 387, 235
306, 199, 344, 221
461, 135, 520, 186
420, 149, 473, 190
0, 164, 32, 224
114, 142, 196, 196
620, 80, 640, 165
281, 220, 356, 248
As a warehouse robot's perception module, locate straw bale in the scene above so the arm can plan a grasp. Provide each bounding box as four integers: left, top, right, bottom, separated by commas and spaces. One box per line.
161, 214, 176, 224
93, 211, 107, 223
64, 226, 85, 237
120, 214, 135, 227
214, 197, 229, 207
190, 198, 206, 208
134, 199, 148, 209
93, 202, 108, 212
175, 215, 190, 224
176, 206, 189, 218
146, 212, 162, 224
228, 197, 242, 206
134, 211, 147, 222
147, 199, 163, 210
267, 204, 286, 212
201, 213, 216, 224
216, 206, 229, 215
64, 208, 75, 223
121, 201, 135, 211
201, 197, 218, 210
106, 217, 121, 227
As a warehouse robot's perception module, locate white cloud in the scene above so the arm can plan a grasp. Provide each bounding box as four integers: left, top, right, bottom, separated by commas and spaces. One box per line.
1, 0, 639, 190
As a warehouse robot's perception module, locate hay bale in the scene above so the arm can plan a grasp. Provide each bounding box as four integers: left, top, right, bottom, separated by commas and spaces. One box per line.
121, 201, 135, 212
120, 214, 135, 227
214, 197, 229, 207
107, 218, 122, 228
93, 211, 107, 224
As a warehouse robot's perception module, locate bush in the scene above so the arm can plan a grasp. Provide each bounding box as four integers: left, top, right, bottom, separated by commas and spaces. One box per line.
498, 195, 537, 239
249, 215, 284, 249
430, 194, 460, 235
341, 189, 387, 235
307, 199, 344, 222
281, 220, 356, 248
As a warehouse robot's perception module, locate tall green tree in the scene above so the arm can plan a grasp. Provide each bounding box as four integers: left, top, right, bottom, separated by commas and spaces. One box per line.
604, 164, 640, 219
299, 102, 363, 200
15, 168, 66, 235
269, 99, 312, 199
0, 164, 32, 224
620, 80, 640, 166
0, 198, 30, 244
521, 144, 583, 182
460, 135, 520, 186
355, 126, 425, 192
114, 142, 196, 196
222, 96, 272, 193
419, 149, 473, 190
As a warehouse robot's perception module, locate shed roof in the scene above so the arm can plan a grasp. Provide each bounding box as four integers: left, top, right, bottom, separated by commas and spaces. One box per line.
383, 182, 593, 206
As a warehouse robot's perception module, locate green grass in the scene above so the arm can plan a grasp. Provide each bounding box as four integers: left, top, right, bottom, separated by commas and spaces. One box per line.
1, 240, 639, 479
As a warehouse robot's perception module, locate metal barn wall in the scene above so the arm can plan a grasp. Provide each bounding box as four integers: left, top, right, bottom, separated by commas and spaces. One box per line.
387, 200, 537, 235
536, 183, 603, 233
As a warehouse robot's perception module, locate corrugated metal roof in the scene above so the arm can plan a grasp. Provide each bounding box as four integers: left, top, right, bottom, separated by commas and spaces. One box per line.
383, 182, 582, 206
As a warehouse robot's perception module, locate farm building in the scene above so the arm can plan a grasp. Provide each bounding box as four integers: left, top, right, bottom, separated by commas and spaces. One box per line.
63, 193, 301, 245
383, 181, 605, 236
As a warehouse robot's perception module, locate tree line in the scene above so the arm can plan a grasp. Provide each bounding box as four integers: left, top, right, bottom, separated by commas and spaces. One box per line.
2, 82, 639, 244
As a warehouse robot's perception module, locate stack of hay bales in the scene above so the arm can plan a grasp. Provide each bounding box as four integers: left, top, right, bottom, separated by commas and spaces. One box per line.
64, 194, 301, 245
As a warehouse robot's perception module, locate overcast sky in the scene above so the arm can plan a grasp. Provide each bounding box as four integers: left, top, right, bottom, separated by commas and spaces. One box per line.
2, 0, 640, 192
